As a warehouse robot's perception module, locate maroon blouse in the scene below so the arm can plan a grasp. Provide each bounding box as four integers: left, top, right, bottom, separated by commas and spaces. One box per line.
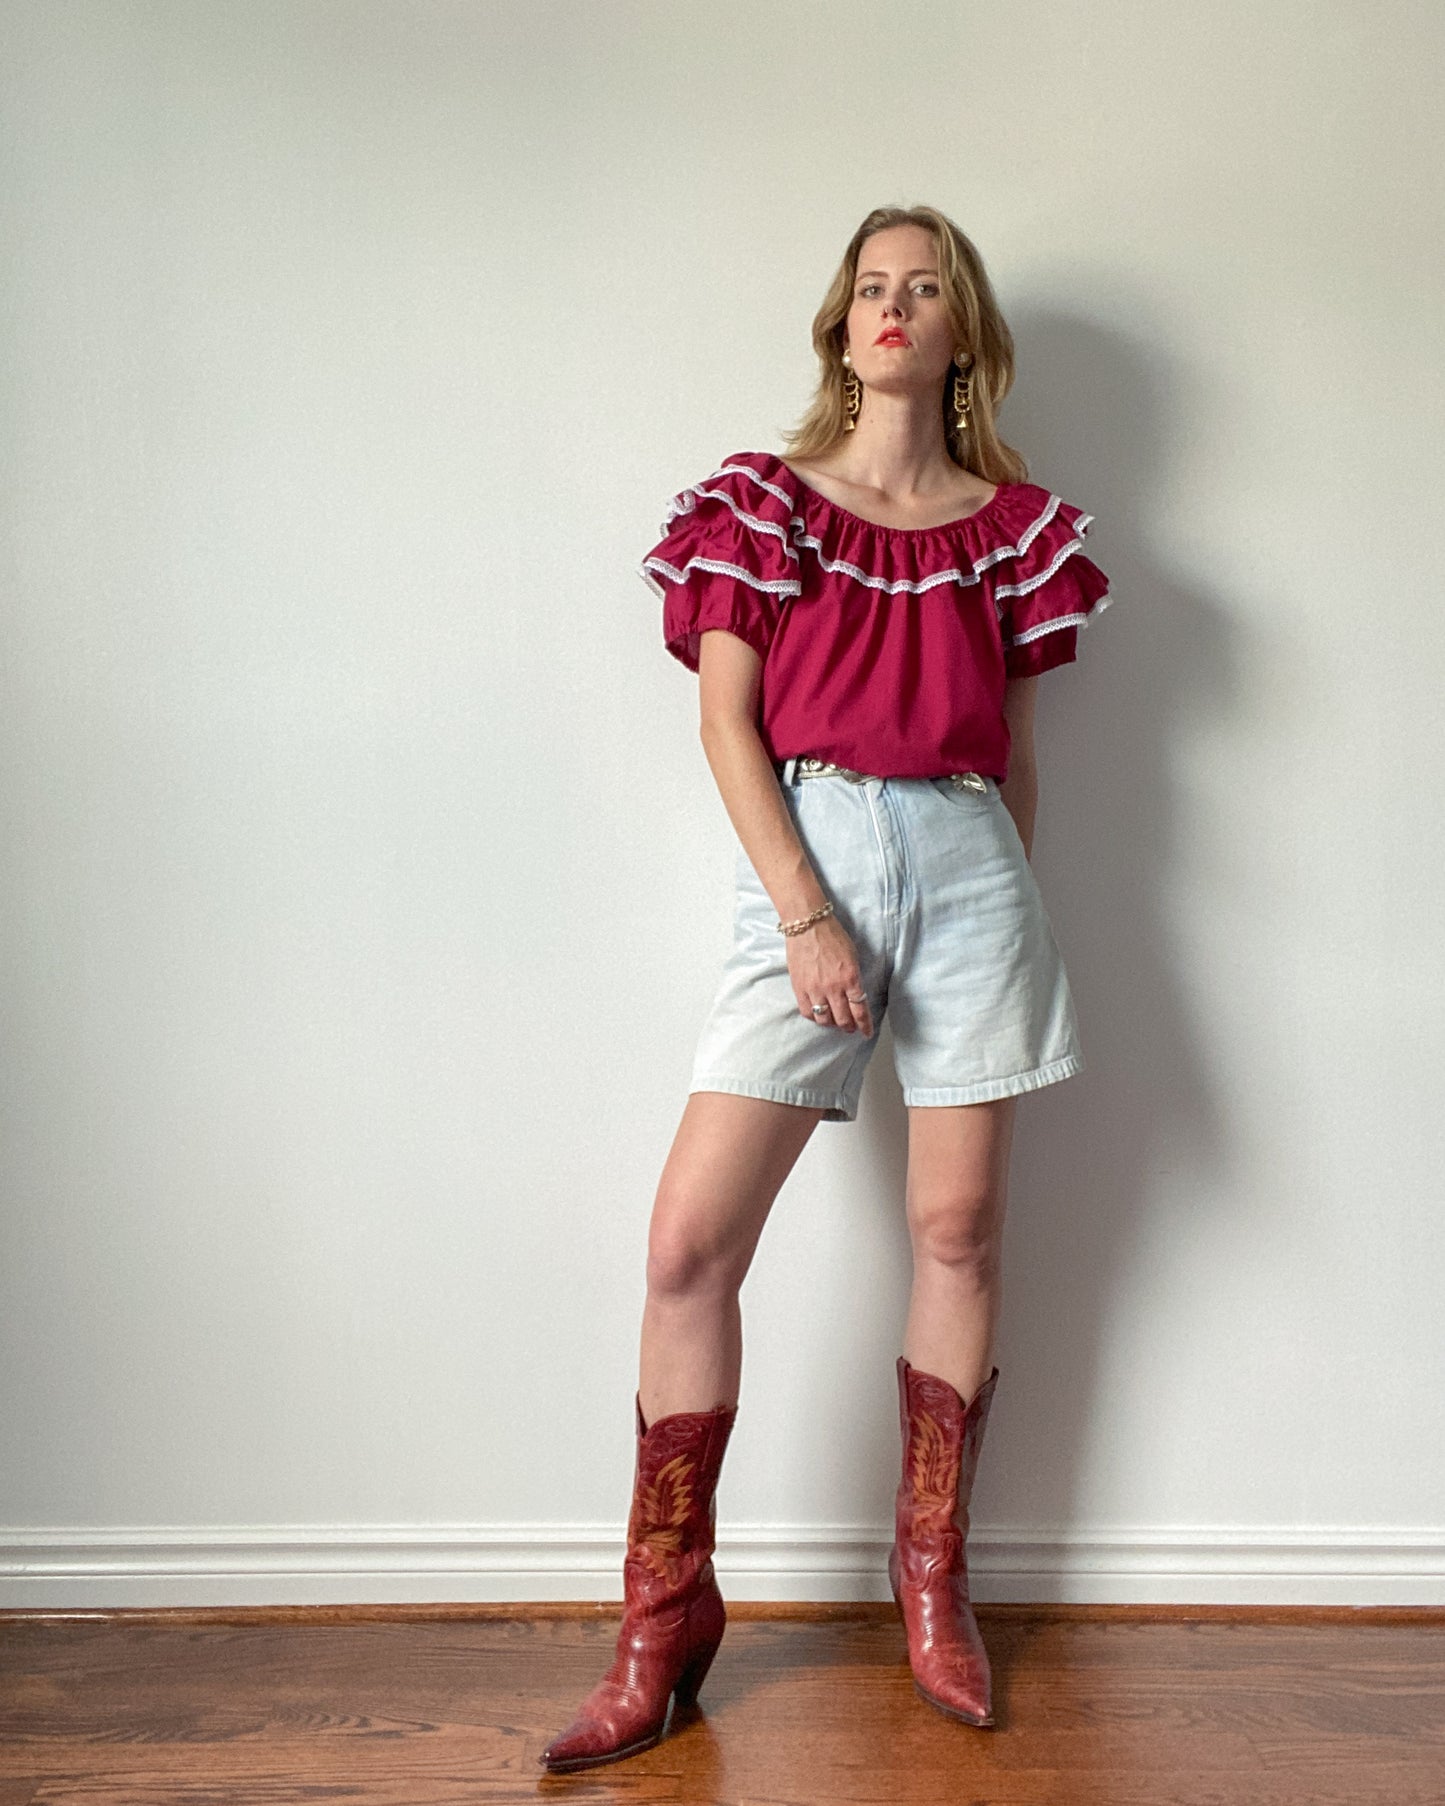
640, 450, 1113, 784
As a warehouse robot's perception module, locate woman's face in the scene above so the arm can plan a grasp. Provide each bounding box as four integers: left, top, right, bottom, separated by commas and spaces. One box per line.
841, 223, 958, 395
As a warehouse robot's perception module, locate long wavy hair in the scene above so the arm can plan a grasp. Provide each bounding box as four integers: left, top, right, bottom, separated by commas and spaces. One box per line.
781, 204, 1028, 485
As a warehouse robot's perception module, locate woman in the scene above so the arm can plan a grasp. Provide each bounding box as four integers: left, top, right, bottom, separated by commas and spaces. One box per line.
539, 203, 1112, 1772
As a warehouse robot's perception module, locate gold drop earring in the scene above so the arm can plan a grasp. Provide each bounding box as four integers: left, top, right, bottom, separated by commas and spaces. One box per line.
841, 347, 862, 432
952, 350, 973, 436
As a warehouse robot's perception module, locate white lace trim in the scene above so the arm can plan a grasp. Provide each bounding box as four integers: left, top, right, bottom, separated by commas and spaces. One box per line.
792, 531, 981, 595
993, 531, 1095, 599
681, 462, 992, 598
663, 479, 801, 564
713, 461, 798, 513
1007, 591, 1114, 646
652, 458, 1103, 607
640, 554, 802, 598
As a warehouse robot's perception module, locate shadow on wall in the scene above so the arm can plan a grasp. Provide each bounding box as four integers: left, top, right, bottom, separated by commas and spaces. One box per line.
789, 296, 1248, 1552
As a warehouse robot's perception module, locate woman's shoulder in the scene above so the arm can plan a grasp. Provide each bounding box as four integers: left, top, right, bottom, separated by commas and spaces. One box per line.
639, 452, 802, 601
655, 449, 793, 521
644, 453, 802, 565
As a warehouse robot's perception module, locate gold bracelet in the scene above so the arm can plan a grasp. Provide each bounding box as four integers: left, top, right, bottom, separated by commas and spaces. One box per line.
778, 901, 835, 937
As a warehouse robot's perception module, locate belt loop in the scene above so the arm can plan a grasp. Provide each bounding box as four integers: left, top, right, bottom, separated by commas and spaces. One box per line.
781, 756, 798, 786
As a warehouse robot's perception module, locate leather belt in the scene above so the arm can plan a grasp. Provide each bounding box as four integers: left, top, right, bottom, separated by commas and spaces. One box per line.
777, 755, 990, 794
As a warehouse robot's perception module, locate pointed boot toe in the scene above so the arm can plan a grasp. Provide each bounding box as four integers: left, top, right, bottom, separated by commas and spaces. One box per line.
539, 1689, 664, 1772
913, 1659, 995, 1726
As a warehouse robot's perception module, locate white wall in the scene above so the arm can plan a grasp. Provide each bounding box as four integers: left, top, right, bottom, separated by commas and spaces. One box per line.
3, 0, 1442, 1607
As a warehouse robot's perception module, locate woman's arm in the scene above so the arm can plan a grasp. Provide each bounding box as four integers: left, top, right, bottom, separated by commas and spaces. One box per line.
696, 630, 826, 923
695, 629, 872, 1037
998, 675, 1040, 861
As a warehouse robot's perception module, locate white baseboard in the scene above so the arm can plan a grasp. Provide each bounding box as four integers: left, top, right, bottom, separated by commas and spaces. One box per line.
3, 1523, 1443, 1609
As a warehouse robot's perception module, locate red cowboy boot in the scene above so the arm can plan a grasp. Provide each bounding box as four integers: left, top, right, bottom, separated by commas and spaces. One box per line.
887, 1355, 1000, 1726
539, 1393, 738, 1772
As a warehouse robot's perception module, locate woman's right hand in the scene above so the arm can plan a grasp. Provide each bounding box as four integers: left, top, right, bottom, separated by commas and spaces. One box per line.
785, 914, 874, 1036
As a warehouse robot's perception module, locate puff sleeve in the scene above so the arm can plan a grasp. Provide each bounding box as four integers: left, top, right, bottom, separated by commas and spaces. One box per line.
639, 458, 802, 672
997, 495, 1113, 680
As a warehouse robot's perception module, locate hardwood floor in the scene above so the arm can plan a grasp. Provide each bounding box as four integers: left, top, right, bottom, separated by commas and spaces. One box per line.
1, 1603, 1442, 1804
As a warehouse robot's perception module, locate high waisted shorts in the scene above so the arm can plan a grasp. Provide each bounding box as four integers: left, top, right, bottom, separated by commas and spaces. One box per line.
688, 762, 1084, 1122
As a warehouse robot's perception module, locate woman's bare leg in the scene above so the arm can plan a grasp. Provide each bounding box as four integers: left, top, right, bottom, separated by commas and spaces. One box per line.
640, 1090, 825, 1424
901, 1095, 1017, 1403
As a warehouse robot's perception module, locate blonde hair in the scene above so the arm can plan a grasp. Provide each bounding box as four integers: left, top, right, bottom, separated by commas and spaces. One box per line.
781, 204, 1028, 484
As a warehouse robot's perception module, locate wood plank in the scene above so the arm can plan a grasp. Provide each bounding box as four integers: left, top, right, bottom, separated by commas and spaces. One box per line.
0, 1608, 1440, 1804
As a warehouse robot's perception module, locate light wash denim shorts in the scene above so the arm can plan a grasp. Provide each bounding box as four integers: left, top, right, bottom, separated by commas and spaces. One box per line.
688, 760, 1084, 1122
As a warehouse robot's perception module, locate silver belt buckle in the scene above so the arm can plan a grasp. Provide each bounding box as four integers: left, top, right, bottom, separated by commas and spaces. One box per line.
799, 756, 869, 783
950, 771, 988, 794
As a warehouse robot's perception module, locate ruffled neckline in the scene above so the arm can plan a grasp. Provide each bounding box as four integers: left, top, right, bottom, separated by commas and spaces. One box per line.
648, 451, 1092, 605
753, 450, 1014, 539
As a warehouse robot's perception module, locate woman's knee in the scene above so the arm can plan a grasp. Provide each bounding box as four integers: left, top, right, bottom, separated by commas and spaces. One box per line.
906, 1186, 1006, 1274
645, 1179, 752, 1299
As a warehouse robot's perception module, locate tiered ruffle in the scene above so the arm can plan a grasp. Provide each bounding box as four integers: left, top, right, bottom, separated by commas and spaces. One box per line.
639, 461, 802, 672
640, 451, 1112, 675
